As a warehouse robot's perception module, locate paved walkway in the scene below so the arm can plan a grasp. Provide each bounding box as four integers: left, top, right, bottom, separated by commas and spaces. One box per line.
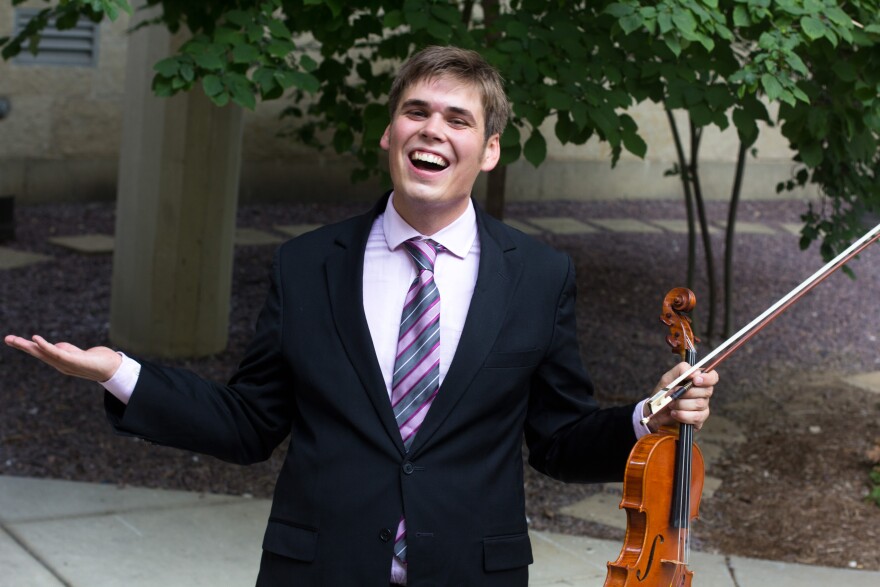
2, 475, 878, 587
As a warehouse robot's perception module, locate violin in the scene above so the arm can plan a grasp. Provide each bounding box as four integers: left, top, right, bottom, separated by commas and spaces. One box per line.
604, 288, 705, 587
604, 222, 880, 585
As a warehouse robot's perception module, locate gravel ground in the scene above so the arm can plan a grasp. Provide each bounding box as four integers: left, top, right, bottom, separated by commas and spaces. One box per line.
1, 198, 878, 570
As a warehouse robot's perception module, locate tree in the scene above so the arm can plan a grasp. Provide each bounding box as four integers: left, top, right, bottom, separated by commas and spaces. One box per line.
5, 0, 878, 348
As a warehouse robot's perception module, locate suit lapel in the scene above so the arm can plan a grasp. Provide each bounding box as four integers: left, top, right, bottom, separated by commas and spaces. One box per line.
408, 204, 523, 454
325, 197, 407, 456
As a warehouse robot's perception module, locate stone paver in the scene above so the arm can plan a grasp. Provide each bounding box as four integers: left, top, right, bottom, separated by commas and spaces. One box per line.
235, 228, 283, 246
843, 371, 880, 394
527, 217, 598, 235
648, 219, 721, 234
0, 247, 52, 270
504, 218, 543, 235
732, 556, 880, 587
274, 223, 323, 238
0, 527, 64, 587
589, 218, 663, 233
559, 491, 627, 531
713, 221, 779, 235
47, 234, 114, 254
780, 222, 804, 236
0, 476, 239, 524
11, 500, 269, 587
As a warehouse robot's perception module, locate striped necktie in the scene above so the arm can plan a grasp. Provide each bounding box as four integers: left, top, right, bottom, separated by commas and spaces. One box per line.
392, 238, 442, 563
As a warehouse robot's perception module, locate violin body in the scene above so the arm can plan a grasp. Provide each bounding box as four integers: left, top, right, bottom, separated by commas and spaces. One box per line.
604, 427, 704, 587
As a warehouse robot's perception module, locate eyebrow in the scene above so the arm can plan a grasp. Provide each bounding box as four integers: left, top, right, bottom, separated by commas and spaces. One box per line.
400, 99, 476, 121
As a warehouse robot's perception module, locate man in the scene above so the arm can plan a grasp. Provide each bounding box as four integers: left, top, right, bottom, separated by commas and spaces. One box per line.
5, 46, 715, 586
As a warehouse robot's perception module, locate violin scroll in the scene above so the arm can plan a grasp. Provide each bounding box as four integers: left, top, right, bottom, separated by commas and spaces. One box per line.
660, 288, 699, 362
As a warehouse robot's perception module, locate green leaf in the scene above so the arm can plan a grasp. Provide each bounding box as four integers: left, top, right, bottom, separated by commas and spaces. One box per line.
555, 112, 574, 143
732, 107, 759, 147
277, 70, 320, 93
622, 128, 647, 158
761, 74, 784, 101
202, 74, 224, 97
523, 129, 547, 166
545, 87, 573, 111
733, 4, 752, 28
824, 6, 851, 28
604, 3, 635, 18
362, 102, 388, 143
179, 63, 194, 83
267, 39, 296, 58
799, 141, 823, 167
154, 57, 179, 77
672, 9, 697, 35
300, 54, 318, 72
224, 10, 252, 28
194, 52, 225, 71
214, 27, 243, 46
152, 75, 174, 97
620, 14, 643, 35
232, 43, 261, 64
229, 80, 257, 110
383, 10, 404, 29
800, 16, 826, 41
267, 19, 292, 40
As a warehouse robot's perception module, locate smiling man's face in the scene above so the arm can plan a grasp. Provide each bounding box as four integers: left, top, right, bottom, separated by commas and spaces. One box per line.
380, 75, 500, 235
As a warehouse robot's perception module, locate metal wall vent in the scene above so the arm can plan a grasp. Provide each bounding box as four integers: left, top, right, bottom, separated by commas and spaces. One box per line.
12, 9, 99, 67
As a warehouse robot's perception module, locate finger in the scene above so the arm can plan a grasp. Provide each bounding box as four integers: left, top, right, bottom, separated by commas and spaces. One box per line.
6, 335, 53, 361
55, 342, 84, 353
670, 407, 710, 430
689, 369, 719, 388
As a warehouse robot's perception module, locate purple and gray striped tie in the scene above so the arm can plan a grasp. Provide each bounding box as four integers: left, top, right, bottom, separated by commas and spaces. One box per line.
392, 238, 442, 564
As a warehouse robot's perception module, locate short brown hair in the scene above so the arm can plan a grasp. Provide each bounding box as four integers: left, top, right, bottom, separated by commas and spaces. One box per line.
387, 46, 511, 141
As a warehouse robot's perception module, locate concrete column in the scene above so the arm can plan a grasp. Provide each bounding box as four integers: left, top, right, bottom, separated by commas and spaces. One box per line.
109, 14, 243, 357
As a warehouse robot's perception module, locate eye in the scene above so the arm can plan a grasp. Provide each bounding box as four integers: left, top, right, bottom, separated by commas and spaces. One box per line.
448, 118, 470, 128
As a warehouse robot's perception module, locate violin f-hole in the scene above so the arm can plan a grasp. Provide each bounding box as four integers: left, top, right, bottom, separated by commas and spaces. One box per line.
636, 534, 664, 581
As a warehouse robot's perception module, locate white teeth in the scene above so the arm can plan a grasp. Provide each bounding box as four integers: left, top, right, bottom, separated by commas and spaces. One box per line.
411, 151, 448, 168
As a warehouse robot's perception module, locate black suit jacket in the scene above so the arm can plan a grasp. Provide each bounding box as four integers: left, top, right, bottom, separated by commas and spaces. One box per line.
106, 195, 639, 586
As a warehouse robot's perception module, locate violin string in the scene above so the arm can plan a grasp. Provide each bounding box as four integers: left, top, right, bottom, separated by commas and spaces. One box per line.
680, 340, 697, 566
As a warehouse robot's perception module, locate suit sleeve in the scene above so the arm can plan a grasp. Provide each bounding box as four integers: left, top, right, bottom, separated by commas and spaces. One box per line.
524, 256, 639, 483
104, 250, 295, 464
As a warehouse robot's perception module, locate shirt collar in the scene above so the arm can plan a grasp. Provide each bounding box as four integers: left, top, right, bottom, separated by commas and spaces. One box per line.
382, 192, 477, 259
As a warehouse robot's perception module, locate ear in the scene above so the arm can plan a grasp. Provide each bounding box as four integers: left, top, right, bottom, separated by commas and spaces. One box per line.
480, 133, 501, 172
380, 124, 391, 151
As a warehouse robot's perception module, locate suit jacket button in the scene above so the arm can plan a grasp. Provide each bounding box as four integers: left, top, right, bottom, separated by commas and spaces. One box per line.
379, 528, 393, 542
402, 462, 415, 474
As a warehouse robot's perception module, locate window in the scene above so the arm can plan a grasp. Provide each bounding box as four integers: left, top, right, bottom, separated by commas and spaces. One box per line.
12, 9, 99, 67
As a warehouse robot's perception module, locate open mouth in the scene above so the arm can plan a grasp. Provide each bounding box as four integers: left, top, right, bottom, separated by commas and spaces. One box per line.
410, 151, 449, 172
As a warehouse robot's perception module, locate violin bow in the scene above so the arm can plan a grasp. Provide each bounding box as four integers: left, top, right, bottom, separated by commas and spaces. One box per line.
643, 221, 880, 424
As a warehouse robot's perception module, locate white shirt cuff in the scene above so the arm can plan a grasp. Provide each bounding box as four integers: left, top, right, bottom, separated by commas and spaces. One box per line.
632, 399, 652, 439
99, 353, 141, 405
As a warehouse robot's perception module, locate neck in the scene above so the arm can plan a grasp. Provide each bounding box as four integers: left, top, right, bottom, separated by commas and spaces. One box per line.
392, 196, 470, 236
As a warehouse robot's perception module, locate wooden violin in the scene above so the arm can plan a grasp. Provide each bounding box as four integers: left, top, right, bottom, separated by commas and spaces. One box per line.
604, 287, 704, 587
605, 222, 879, 585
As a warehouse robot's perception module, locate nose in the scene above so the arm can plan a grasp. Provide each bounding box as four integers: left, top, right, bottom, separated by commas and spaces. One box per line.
420, 113, 445, 142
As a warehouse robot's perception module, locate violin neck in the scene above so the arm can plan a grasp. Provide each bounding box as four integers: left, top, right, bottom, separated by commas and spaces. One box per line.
671, 348, 698, 529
